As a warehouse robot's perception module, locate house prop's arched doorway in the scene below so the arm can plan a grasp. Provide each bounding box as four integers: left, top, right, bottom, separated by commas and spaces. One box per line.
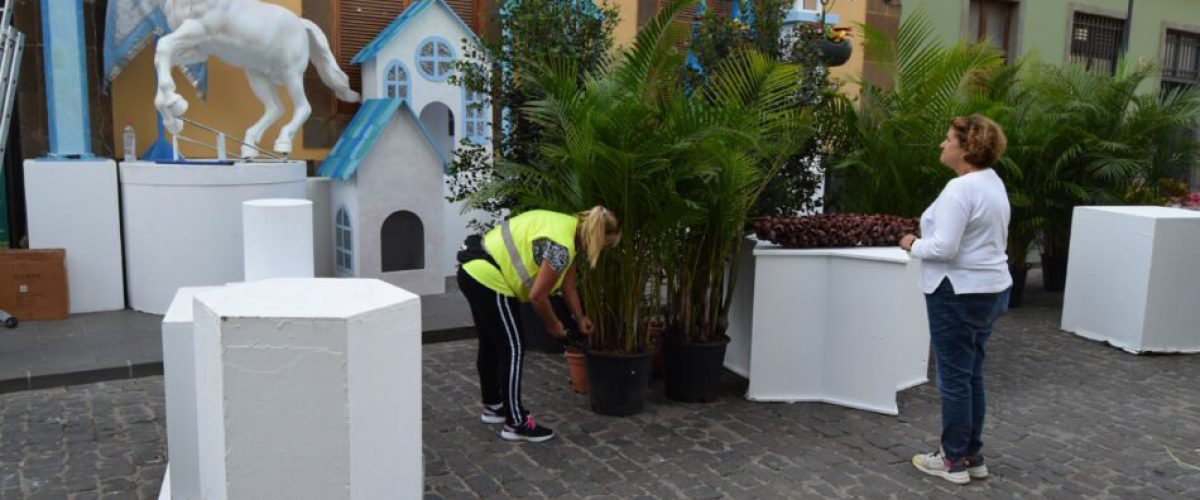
419, 102, 455, 161
381, 211, 424, 272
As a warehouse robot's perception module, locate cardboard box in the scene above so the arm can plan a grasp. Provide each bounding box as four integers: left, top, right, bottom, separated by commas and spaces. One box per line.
0, 249, 69, 320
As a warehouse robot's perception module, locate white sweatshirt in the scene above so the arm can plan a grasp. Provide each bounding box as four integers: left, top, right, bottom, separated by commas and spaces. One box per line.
910, 168, 1013, 294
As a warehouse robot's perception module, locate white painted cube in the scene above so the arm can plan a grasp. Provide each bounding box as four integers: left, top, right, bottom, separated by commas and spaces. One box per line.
162, 287, 222, 500
1062, 206, 1200, 353
242, 199, 315, 282
193, 279, 422, 499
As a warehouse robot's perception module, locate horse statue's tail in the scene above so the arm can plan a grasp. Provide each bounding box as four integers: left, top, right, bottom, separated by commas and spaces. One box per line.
302, 19, 361, 103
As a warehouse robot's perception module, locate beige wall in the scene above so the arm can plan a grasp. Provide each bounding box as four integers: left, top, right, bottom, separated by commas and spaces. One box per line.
110, 0, 331, 161
610, 0, 642, 47
827, 0, 866, 98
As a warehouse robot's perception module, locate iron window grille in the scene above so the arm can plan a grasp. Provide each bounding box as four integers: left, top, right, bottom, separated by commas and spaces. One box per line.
1163, 29, 1200, 86
1070, 12, 1125, 75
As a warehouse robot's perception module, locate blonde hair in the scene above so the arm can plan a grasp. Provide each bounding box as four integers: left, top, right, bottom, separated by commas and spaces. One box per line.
950, 114, 1008, 168
577, 205, 621, 268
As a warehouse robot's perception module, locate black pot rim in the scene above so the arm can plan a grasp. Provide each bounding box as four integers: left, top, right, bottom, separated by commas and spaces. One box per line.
665, 334, 731, 347
585, 350, 653, 360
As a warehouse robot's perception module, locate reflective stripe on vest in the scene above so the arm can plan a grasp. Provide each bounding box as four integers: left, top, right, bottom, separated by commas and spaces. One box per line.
501, 220, 534, 290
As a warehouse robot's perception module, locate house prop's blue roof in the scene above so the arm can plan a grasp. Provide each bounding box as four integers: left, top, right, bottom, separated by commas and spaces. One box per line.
317, 98, 449, 181
351, 0, 478, 65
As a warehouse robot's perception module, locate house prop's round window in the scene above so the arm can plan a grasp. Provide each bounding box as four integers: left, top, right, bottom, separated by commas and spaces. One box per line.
417, 38, 455, 82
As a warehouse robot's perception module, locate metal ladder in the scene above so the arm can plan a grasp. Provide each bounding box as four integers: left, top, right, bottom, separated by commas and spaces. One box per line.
0, 0, 24, 164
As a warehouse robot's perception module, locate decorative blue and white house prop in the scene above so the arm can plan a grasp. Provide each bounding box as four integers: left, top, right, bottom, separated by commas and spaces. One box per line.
319, 0, 492, 293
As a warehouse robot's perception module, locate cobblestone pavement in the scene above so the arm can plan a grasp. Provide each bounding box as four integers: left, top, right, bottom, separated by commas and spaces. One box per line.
3, 297, 1200, 499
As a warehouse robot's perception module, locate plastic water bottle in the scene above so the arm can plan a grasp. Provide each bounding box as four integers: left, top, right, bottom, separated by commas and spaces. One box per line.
123, 125, 136, 162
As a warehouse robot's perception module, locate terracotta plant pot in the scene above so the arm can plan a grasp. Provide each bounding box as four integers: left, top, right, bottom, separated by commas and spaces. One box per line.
565, 349, 588, 394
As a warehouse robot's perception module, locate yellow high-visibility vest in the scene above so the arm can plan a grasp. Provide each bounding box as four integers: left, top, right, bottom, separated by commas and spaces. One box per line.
463, 210, 577, 301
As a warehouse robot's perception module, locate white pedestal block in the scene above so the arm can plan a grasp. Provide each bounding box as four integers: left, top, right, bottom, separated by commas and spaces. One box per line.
119, 161, 306, 314
1061, 206, 1200, 353
307, 178, 333, 278
23, 159, 125, 313
723, 238, 758, 378
162, 286, 221, 500
746, 245, 929, 415
242, 199, 314, 282
193, 279, 421, 499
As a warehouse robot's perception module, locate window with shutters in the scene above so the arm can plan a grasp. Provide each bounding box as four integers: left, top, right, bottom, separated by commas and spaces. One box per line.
417, 37, 456, 81
1163, 29, 1200, 88
1069, 12, 1125, 75
968, 0, 1015, 57
384, 60, 411, 102
1162, 30, 1200, 191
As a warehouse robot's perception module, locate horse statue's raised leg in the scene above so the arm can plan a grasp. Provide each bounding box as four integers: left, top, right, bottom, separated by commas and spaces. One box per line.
243, 70, 285, 158
153, 19, 208, 135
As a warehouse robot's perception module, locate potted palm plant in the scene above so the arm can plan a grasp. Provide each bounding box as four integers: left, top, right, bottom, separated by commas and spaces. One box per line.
661, 52, 813, 403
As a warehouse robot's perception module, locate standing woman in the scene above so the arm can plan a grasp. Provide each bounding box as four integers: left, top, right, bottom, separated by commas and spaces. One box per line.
900, 115, 1012, 484
457, 206, 621, 443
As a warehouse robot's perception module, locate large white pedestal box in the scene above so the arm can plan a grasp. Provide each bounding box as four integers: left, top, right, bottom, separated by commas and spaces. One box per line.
119, 161, 306, 314
162, 286, 221, 500
746, 245, 929, 415
192, 279, 422, 499
23, 159, 125, 313
1061, 206, 1200, 353
242, 199, 314, 281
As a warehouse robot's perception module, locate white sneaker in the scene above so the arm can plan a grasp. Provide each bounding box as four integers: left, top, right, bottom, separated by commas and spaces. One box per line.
912, 450, 970, 485
480, 405, 505, 424
965, 456, 989, 479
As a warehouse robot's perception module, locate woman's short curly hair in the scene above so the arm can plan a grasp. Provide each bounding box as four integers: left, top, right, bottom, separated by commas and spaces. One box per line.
950, 114, 1007, 168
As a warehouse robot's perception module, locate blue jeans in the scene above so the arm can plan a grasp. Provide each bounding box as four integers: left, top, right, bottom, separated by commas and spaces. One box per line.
925, 278, 1010, 462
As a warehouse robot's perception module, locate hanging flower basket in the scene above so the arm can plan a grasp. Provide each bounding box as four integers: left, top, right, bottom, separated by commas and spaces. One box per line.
819, 26, 853, 67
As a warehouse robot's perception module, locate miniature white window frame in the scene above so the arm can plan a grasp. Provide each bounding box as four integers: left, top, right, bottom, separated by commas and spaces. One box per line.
336, 206, 353, 275
462, 88, 488, 144
384, 60, 411, 102
416, 37, 456, 82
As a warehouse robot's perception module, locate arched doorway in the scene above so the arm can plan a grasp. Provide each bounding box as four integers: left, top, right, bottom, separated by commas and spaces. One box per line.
419, 102, 455, 162
381, 211, 424, 272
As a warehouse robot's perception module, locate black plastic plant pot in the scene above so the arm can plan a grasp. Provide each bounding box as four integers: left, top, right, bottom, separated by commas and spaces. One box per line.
1040, 252, 1069, 292
664, 335, 729, 403
585, 351, 653, 416
1008, 264, 1029, 309
520, 297, 575, 353
820, 39, 852, 67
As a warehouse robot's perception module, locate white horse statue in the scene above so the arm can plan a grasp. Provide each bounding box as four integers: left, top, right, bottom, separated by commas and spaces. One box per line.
153, 0, 361, 158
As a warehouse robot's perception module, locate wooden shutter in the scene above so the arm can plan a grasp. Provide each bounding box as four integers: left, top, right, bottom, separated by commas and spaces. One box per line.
707, 0, 733, 19
337, 0, 411, 113
443, 0, 483, 33
658, 0, 700, 52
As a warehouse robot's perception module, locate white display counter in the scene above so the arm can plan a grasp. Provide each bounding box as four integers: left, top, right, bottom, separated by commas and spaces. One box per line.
119, 161, 306, 314
745, 244, 929, 415
1061, 206, 1200, 353
23, 159, 126, 313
